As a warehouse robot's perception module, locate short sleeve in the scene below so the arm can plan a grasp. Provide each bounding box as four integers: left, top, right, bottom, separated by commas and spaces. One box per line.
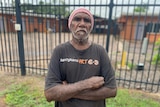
100, 47, 117, 88
45, 47, 62, 90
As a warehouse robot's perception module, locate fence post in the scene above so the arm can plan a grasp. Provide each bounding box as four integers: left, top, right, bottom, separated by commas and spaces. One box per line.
15, 0, 26, 76
106, 0, 114, 52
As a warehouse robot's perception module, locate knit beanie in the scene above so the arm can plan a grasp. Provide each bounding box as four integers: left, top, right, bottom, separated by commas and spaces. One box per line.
68, 7, 94, 31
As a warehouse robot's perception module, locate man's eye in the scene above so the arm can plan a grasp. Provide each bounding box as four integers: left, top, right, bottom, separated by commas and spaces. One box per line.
73, 17, 81, 21
84, 18, 91, 23
73, 17, 91, 23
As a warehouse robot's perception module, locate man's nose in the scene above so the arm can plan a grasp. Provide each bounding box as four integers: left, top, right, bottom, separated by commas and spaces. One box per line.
79, 19, 86, 26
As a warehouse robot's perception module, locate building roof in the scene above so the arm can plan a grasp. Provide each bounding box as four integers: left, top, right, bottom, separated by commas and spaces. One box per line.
121, 12, 160, 17
0, 9, 60, 19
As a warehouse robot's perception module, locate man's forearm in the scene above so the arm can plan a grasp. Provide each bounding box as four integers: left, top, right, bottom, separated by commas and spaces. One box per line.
73, 86, 117, 101
45, 76, 105, 102
45, 81, 89, 102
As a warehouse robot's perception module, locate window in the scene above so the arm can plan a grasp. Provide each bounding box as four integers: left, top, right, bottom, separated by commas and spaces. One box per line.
147, 23, 160, 33
154, 23, 160, 32
28, 17, 34, 23
38, 18, 43, 24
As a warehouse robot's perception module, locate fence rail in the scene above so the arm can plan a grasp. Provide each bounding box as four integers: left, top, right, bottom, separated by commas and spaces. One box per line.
0, 0, 160, 92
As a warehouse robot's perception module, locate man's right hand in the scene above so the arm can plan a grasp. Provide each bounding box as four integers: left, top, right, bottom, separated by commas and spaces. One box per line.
84, 76, 105, 89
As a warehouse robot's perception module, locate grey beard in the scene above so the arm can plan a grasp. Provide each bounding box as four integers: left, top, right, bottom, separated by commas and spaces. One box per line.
71, 32, 89, 43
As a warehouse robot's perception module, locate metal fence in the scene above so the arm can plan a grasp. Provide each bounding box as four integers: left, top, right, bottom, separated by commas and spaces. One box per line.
0, 0, 160, 92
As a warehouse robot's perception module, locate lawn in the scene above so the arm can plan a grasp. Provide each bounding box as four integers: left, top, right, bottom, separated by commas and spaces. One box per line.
0, 72, 160, 107
107, 89, 160, 107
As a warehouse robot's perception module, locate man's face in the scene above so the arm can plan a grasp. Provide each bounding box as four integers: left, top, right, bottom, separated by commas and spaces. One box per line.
70, 12, 92, 41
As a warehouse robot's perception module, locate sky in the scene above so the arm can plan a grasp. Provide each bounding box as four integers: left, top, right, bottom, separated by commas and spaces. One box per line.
1, 0, 160, 18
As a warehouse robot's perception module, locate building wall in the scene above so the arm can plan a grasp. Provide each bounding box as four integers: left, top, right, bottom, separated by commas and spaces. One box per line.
22, 16, 59, 33
0, 14, 16, 32
120, 18, 136, 40
119, 15, 160, 42
146, 33, 160, 43
0, 14, 60, 33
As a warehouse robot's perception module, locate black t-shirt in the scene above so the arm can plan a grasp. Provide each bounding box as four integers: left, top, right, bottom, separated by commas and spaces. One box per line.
45, 41, 116, 107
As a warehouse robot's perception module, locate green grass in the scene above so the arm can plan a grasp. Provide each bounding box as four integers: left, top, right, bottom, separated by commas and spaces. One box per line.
0, 82, 160, 107
107, 89, 160, 107
0, 83, 54, 107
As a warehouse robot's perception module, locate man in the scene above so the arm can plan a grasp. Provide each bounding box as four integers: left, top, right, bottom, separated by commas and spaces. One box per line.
45, 7, 117, 107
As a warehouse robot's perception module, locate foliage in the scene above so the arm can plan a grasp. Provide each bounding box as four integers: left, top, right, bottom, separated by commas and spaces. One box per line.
134, 3, 149, 13
126, 61, 135, 70
152, 38, 160, 65
106, 89, 160, 107
0, 83, 54, 107
115, 61, 135, 70
134, 6, 147, 12
16, 0, 70, 17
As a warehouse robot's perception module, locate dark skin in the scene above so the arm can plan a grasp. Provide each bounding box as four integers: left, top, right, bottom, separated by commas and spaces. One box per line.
44, 12, 117, 102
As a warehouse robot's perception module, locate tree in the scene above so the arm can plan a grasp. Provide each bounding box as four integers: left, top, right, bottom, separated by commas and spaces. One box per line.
134, 3, 149, 12
54, 0, 70, 17
11, 0, 15, 7
20, 0, 70, 17
20, 3, 34, 12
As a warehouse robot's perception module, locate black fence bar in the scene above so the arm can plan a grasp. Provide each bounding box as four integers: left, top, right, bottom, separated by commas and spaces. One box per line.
15, 0, 26, 75
106, 0, 113, 52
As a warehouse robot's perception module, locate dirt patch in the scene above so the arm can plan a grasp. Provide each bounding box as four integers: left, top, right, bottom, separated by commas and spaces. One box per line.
0, 97, 6, 107
0, 72, 12, 107
128, 88, 160, 102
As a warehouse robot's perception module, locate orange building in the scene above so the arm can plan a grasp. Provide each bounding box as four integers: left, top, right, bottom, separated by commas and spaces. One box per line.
0, 11, 60, 33
117, 13, 160, 43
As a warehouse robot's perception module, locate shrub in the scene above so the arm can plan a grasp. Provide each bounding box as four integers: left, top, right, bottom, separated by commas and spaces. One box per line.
152, 38, 160, 65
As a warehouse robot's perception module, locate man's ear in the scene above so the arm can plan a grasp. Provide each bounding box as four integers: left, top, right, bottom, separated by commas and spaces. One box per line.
69, 23, 73, 31
89, 27, 92, 33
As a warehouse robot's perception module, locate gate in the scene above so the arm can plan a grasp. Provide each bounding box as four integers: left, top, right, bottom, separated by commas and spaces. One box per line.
0, 0, 160, 92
